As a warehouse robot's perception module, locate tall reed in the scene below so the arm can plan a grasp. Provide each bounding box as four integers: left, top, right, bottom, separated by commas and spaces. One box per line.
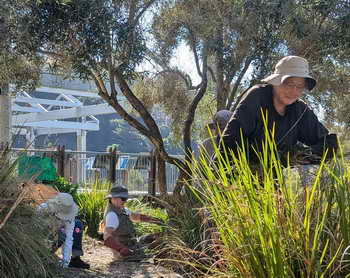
188, 126, 350, 277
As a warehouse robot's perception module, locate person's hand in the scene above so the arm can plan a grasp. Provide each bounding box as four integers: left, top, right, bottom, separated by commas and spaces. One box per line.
120, 247, 133, 257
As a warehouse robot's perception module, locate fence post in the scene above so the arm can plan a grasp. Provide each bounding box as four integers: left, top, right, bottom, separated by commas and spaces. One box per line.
148, 149, 156, 196
109, 148, 116, 184
57, 145, 65, 177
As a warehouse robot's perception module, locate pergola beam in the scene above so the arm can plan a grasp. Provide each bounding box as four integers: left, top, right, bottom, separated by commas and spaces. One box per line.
15, 96, 82, 107
36, 86, 101, 98
12, 127, 96, 135
12, 104, 45, 113
13, 103, 115, 124
13, 120, 99, 130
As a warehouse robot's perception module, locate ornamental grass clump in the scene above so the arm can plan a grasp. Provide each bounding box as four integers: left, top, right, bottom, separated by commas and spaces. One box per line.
76, 179, 112, 237
186, 127, 350, 277
159, 118, 350, 277
0, 147, 59, 278
154, 187, 220, 277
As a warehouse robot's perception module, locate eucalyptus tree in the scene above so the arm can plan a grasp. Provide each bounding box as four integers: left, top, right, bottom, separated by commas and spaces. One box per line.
150, 0, 290, 161
0, 0, 42, 145
150, 0, 349, 159
282, 0, 350, 130
11, 0, 187, 194
10, 0, 349, 195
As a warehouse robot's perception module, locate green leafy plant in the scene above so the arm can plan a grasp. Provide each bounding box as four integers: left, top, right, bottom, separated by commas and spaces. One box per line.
192, 133, 348, 277
127, 198, 168, 236
76, 180, 111, 238
49, 176, 79, 203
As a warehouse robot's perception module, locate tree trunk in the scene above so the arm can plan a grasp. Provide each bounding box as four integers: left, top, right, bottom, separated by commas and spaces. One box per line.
180, 44, 209, 194
215, 23, 225, 111
0, 84, 11, 146
172, 167, 188, 199
156, 151, 167, 195
92, 72, 186, 196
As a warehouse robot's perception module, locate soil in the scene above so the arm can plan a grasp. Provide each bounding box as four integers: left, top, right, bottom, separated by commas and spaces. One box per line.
61, 237, 183, 278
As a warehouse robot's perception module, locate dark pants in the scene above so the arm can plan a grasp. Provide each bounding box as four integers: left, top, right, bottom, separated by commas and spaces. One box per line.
57, 219, 84, 258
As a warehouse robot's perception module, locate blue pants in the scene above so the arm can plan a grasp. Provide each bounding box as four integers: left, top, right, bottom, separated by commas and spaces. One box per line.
57, 219, 84, 257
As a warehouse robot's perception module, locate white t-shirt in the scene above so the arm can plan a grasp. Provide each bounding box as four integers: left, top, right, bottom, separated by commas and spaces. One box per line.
105, 208, 131, 230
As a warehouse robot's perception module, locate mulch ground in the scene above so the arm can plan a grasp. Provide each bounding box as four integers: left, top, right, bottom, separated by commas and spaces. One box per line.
61, 237, 183, 278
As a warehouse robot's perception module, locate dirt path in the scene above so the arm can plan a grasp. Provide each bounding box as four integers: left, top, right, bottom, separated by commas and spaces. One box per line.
61, 237, 183, 278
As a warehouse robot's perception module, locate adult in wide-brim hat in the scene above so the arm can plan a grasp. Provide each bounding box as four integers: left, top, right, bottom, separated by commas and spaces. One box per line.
261, 55, 316, 90
219, 55, 337, 169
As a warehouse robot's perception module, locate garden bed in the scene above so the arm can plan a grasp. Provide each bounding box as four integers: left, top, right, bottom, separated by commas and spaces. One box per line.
61, 237, 182, 278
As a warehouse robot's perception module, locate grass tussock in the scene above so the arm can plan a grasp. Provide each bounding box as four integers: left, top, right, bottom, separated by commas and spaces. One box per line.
0, 147, 59, 278
159, 128, 350, 278
76, 179, 112, 238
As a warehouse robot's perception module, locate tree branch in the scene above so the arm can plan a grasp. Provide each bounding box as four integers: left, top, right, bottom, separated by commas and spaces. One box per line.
92, 72, 152, 139
208, 66, 217, 83
183, 42, 209, 159
187, 27, 202, 78
113, 69, 162, 136
226, 57, 252, 110
134, 0, 157, 26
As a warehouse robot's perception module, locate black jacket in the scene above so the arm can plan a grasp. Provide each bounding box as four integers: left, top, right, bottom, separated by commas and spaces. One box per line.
221, 84, 337, 165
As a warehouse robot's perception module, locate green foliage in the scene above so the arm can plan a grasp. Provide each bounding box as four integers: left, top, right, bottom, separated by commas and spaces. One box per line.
48, 176, 79, 203
106, 144, 119, 153
0, 148, 59, 278
76, 180, 168, 238
0, 1, 42, 90
154, 192, 214, 276
184, 130, 350, 277
127, 198, 168, 236
14, 0, 147, 79
76, 180, 111, 238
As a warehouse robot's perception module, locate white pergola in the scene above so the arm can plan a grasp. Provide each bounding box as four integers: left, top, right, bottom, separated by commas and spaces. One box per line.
4, 73, 121, 182
12, 83, 118, 149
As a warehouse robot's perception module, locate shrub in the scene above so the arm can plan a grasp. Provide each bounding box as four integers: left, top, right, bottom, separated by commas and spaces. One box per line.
127, 198, 168, 236
0, 148, 59, 278
76, 180, 111, 238
48, 176, 79, 203
186, 132, 350, 277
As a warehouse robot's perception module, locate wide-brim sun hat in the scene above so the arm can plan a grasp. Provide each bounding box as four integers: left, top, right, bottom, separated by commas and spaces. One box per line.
261, 56, 316, 90
47, 192, 78, 221
106, 185, 129, 199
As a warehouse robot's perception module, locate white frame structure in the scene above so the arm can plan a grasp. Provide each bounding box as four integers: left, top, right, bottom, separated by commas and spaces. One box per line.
11, 83, 117, 183
12, 86, 116, 137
